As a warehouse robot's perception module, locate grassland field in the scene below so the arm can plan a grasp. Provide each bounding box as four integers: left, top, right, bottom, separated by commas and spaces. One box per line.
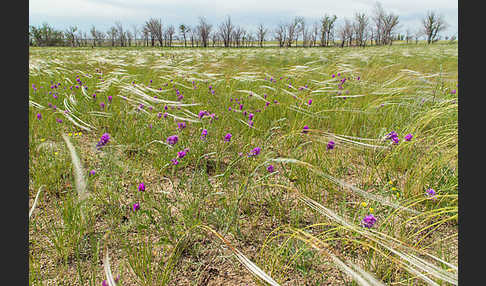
29, 43, 458, 286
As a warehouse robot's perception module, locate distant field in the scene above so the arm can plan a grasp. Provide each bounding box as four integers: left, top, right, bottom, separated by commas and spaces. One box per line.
29, 43, 458, 285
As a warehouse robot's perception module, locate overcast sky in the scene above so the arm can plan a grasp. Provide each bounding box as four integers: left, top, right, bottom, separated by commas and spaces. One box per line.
29, 0, 458, 38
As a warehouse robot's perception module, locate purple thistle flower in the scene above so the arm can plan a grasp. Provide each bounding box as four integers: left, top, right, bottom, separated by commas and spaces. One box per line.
228, 107, 232, 111
171, 158, 179, 165
163, 112, 168, 118
248, 147, 261, 157
332, 74, 335, 78
404, 133, 413, 141
178, 95, 184, 101
166, 135, 179, 145
267, 165, 275, 173
265, 102, 270, 107
158, 112, 162, 119
56, 118, 63, 123
198, 110, 207, 119
426, 188, 437, 198
36, 113, 42, 120
264, 94, 267, 99
386, 131, 398, 140
96, 133, 110, 149
249, 113, 254, 120
108, 95, 113, 102
177, 122, 186, 129
392, 137, 400, 144
308, 99, 312, 105
164, 105, 168, 110
327, 140, 335, 150
89, 170, 96, 176
177, 149, 188, 158
201, 129, 208, 140
132, 203, 140, 211
362, 214, 377, 228
239, 104, 243, 110
100, 102, 105, 109
224, 133, 232, 142
357, 76, 361, 80
248, 120, 254, 127
92, 93, 96, 99
450, 89, 456, 94
302, 125, 309, 134
273, 100, 278, 104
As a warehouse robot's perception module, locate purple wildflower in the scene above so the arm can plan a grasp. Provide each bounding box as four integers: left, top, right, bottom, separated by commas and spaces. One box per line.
171, 158, 179, 165
224, 133, 232, 142
386, 131, 398, 140
96, 133, 110, 149
450, 89, 456, 94
249, 113, 254, 120
56, 118, 63, 123
302, 125, 309, 134
89, 170, 96, 176
177, 122, 186, 129
362, 214, 377, 228
92, 94, 96, 99
108, 95, 112, 102
248, 147, 261, 157
404, 133, 413, 141
201, 129, 208, 140
267, 165, 275, 173
308, 99, 312, 105
36, 113, 42, 120
166, 135, 179, 145
177, 149, 188, 158
426, 188, 437, 198
327, 140, 335, 150
100, 102, 105, 109
132, 203, 140, 211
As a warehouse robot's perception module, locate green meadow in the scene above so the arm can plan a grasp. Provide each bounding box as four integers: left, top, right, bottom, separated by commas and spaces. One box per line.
29, 43, 458, 285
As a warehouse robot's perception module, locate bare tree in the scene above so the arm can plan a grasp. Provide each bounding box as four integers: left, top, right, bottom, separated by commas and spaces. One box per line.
274, 23, 287, 48
196, 17, 212, 47
286, 19, 299, 47
320, 14, 338, 47
114, 22, 126, 47
338, 18, 354, 47
372, 2, 399, 45
179, 24, 190, 47
126, 30, 133, 46
65, 26, 78, 47
294, 16, 306, 47
145, 18, 163, 46
218, 16, 234, 47
107, 26, 117, 47
353, 12, 370, 47
232, 26, 244, 47
310, 21, 320, 47
166, 25, 175, 47
131, 24, 139, 46
256, 23, 268, 47
422, 11, 447, 44
211, 31, 219, 47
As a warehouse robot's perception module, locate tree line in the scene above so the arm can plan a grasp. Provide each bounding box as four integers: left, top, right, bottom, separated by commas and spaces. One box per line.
29, 3, 453, 48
